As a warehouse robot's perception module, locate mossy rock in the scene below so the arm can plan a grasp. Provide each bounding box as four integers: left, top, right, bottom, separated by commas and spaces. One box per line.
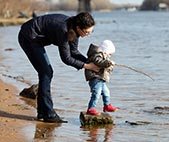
79, 111, 114, 126
19, 84, 38, 99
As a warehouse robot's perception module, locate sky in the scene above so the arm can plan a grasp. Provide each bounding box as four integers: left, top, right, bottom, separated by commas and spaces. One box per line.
110, 0, 144, 5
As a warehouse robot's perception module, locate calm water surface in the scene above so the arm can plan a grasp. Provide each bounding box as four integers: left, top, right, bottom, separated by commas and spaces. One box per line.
0, 11, 169, 142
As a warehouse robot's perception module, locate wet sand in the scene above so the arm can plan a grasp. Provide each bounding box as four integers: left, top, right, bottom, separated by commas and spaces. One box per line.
0, 79, 35, 142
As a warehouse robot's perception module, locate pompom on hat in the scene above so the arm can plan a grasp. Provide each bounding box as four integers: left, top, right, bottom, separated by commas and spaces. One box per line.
99, 40, 115, 54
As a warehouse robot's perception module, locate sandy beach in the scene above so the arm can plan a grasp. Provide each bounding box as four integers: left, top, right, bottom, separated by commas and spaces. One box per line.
0, 79, 36, 142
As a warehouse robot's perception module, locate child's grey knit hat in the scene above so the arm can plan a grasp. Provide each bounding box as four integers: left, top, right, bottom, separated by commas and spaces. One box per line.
99, 40, 115, 54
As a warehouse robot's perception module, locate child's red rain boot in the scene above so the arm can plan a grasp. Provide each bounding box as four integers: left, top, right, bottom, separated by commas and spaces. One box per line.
87, 107, 100, 115
103, 104, 119, 112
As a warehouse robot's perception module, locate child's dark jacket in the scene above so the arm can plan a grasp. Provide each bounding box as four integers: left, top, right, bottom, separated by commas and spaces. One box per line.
85, 44, 113, 82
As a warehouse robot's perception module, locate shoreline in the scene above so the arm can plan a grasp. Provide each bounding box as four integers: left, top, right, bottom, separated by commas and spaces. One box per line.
0, 79, 36, 141
0, 18, 30, 26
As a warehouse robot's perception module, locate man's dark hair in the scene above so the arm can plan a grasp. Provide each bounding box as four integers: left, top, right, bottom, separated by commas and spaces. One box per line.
75, 12, 95, 29
67, 12, 95, 41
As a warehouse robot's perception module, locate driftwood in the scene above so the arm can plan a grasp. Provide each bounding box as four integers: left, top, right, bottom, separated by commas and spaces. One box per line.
19, 84, 38, 99
125, 121, 152, 125
79, 111, 114, 126
114, 63, 154, 81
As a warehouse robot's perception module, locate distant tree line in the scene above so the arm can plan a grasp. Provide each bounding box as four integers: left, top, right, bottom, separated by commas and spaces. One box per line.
0, 0, 115, 18
3, 0, 167, 18
140, 0, 169, 10
0, 0, 50, 18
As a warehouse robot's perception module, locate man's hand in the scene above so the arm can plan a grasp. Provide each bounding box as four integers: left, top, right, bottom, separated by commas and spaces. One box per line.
84, 63, 100, 72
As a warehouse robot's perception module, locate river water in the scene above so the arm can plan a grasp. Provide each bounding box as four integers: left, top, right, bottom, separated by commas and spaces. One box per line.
0, 11, 169, 142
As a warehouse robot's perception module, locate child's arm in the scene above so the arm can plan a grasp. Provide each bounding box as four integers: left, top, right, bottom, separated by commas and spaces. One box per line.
90, 53, 114, 68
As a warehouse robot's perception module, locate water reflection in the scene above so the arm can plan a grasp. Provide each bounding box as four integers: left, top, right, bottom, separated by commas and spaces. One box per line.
81, 124, 114, 142
34, 122, 62, 141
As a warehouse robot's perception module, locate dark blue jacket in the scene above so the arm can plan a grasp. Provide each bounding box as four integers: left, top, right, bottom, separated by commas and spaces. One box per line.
20, 14, 87, 69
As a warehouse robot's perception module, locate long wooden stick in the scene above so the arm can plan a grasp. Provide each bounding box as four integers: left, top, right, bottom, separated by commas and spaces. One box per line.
114, 64, 154, 81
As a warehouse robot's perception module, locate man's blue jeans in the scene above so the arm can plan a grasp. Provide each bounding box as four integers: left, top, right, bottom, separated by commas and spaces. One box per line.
18, 32, 56, 118
88, 78, 110, 109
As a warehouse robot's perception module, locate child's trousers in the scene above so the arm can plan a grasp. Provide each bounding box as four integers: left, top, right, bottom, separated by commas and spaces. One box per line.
88, 78, 110, 109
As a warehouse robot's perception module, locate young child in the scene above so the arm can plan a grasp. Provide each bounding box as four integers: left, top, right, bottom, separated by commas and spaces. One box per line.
85, 40, 119, 115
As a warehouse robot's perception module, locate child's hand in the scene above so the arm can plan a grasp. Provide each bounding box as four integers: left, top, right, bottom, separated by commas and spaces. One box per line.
111, 60, 115, 66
